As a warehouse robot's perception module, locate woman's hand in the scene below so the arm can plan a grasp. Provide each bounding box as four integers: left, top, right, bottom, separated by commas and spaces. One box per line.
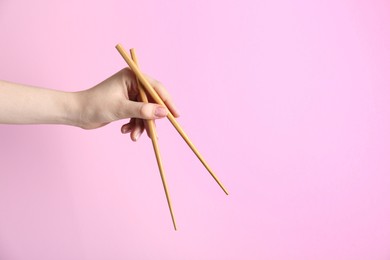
76, 68, 180, 140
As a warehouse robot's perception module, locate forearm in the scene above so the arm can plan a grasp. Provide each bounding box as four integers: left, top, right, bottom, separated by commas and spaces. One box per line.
0, 80, 81, 127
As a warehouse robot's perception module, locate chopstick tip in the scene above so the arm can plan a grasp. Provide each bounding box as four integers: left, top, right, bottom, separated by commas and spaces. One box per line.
115, 43, 125, 52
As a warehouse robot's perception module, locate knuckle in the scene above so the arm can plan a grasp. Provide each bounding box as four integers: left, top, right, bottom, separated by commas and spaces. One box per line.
119, 68, 135, 87
152, 79, 164, 90
139, 104, 150, 118
162, 94, 171, 102
154, 81, 172, 102
120, 67, 132, 76
155, 80, 163, 87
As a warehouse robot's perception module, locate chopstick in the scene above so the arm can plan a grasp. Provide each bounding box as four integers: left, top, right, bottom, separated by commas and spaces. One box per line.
130, 48, 177, 230
116, 44, 229, 195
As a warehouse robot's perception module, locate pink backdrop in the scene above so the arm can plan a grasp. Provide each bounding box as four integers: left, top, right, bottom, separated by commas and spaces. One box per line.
1, 0, 390, 259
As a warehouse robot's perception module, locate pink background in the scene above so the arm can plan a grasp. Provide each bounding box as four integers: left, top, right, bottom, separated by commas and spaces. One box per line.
1, 0, 390, 259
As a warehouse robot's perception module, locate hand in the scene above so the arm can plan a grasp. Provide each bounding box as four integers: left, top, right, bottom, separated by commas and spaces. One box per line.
76, 68, 180, 140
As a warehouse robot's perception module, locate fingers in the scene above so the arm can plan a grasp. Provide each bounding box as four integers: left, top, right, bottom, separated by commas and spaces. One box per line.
143, 74, 180, 118
120, 68, 180, 118
118, 69, 179, 143
121, 118, 145, 142
121, 120, 133, 134
121, 117, 156, 142
131, 118, 144, 141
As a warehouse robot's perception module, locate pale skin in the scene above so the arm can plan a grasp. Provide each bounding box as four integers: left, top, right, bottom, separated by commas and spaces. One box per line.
0, 68, 180, 141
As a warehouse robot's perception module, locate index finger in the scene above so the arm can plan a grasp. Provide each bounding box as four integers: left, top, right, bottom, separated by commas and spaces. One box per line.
143, 74, 180, 118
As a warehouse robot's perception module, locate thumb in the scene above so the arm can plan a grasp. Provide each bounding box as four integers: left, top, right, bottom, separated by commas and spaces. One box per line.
124, 101, 168, 120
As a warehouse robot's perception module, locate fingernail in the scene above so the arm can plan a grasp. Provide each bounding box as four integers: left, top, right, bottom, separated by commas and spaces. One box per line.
134, 131, 140, 141
154, 107, 168, 118
121, 125, 129, 134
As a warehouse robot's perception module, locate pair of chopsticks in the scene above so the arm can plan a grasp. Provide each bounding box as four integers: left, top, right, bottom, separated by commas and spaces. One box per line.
116, 44, 228, 230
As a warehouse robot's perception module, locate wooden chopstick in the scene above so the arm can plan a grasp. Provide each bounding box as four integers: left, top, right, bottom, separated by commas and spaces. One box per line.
130, 48, 177, 231
116, 44, 229, 196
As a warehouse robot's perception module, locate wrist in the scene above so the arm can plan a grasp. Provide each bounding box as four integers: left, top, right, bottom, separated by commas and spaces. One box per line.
62, 91, 85, 129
